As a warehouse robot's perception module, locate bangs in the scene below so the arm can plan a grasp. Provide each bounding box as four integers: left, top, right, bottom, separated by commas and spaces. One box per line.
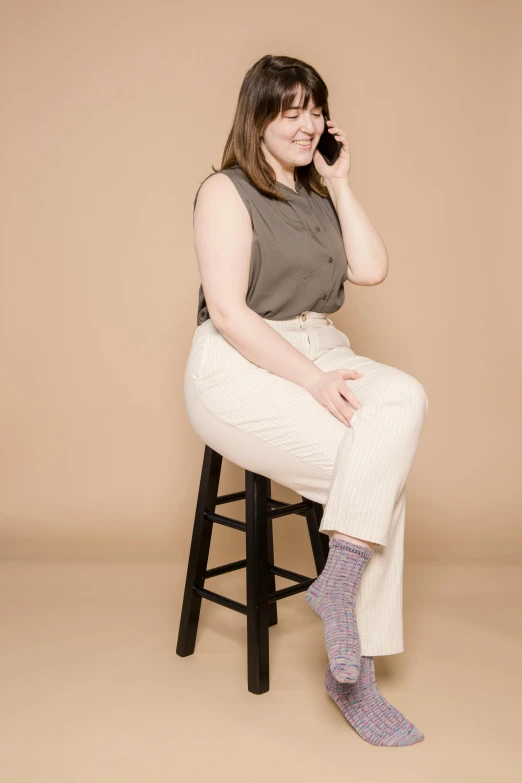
279, 81, 326, 114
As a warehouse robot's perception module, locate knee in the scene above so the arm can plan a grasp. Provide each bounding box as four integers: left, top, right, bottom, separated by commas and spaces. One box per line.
409, 375, 428, 414
388, 371, 429, 416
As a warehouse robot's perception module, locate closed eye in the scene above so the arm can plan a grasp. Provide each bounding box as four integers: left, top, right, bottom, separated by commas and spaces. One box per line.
287, 113, 322, 119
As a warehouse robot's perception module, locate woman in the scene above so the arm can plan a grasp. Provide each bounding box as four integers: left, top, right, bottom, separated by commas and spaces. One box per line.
185, 54, 428, 747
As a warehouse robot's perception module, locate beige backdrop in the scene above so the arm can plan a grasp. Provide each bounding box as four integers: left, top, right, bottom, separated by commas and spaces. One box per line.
1, 0, 521, 565
2, 3, 522, 782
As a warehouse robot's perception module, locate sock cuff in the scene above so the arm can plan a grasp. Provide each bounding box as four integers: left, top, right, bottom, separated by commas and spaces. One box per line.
329, 537, 373, 560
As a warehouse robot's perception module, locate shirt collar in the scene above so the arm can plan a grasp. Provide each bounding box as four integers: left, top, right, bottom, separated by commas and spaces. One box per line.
275, 179, 302, 195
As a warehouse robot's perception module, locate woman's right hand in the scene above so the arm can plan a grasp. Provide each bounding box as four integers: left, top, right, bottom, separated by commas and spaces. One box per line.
303, 368, 364, 427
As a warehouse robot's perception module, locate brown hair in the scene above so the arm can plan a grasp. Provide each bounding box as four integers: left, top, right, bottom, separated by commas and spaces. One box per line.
211, 54, 332, 202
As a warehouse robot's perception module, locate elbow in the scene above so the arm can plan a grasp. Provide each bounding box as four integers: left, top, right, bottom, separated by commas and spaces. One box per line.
207, 303, 249, 330
347, 257, 388, 286
207, 306, 225, 327
206, 300, 230, 328
207, 310, 229, 332
348, 271, 387, 286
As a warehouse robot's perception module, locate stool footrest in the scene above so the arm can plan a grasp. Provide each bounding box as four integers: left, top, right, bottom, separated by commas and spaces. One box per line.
269, 578, 315, 601
266, 500, 312, 519
205, 497, 314, 531
194, 586, 247, 614
204, 511, 246, 531
194, 573, 315, 613
205, 560, 313, 585
200, 560, 316, 609
270, 564, 312, 584
214, 489, 313, 522
215, 490, 246, 505
206, 558, 247, 578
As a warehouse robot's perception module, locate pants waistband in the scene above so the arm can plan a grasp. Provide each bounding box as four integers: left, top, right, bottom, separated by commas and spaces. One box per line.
264, 311, 334, 331
198, 310, 334, 334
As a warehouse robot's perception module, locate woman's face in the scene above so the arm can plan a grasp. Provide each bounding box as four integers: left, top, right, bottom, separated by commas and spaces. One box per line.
261, 95, 325, 169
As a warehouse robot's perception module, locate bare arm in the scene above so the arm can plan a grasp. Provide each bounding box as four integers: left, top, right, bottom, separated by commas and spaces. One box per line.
325, 178, 389, 286
193, 173, 323, 390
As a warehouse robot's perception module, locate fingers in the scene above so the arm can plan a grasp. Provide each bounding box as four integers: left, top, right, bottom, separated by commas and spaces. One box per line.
337, 369, 362, 410
332, 368, 363, 426
324, 398, 353, 427
338, 386, 361, 411
326, 119, 347, 144
325, 391, 359, 427
318, 368, 364, 427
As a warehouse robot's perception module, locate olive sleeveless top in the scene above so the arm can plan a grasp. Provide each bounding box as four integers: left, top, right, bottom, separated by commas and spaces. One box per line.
194, 164, 348, 326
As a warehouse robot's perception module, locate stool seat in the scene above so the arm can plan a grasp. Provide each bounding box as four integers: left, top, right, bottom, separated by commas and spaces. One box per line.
176, 445, 329, 694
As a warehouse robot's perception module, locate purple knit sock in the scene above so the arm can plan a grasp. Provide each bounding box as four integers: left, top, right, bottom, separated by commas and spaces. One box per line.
305, 537, 372, 683
324, 656, 424, 746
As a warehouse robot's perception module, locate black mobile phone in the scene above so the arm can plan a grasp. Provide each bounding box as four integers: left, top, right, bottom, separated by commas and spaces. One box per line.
316, 110, 343, 166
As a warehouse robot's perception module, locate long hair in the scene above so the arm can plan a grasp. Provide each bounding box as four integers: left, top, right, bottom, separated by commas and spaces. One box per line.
211, 54, 332, 202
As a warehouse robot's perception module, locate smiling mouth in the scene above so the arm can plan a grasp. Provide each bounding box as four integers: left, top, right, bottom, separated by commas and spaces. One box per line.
293, 140, 312, 147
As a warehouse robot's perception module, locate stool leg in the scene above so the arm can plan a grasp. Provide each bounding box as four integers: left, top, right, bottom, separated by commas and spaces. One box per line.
303, 499, 330, 575
176, 446, 222, 657
265, 478, 278, 628
245, 471, 270, 694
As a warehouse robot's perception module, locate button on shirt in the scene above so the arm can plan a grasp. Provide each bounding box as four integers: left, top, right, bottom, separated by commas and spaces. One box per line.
195, 164, 349, 326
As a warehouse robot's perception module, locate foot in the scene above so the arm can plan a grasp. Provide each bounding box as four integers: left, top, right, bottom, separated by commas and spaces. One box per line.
324, 656, 425, 746
305, 537, 372, 683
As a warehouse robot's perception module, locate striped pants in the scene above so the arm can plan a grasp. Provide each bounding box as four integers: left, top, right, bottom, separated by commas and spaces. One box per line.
184, 311, 428, 656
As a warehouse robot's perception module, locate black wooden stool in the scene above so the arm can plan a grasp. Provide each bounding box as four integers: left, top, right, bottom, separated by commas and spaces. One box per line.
176, 444, 330, 694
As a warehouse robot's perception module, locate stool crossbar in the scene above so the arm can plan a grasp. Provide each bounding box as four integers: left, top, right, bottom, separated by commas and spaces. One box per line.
176, 444, 329, 694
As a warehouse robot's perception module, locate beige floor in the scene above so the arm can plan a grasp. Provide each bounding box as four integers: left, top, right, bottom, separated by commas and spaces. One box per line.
1, 559, 521, 783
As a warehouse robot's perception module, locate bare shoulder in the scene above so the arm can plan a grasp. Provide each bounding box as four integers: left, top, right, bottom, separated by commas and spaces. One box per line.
195, 171, 245, 213
193, 172, 252, 256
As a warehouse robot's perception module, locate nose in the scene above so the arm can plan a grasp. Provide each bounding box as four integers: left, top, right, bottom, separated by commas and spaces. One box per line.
300, 116, 315, 133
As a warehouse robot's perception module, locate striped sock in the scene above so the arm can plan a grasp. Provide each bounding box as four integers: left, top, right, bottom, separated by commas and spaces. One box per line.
305, 537, 372, 683
324, 656, 424, 746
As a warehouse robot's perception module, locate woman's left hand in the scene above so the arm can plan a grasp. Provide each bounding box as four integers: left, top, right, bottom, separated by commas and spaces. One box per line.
313, 118, 351, 182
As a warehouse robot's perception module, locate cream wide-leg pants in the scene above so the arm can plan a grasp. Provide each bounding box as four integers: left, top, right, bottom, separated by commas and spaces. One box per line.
184, 311, 428, 656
